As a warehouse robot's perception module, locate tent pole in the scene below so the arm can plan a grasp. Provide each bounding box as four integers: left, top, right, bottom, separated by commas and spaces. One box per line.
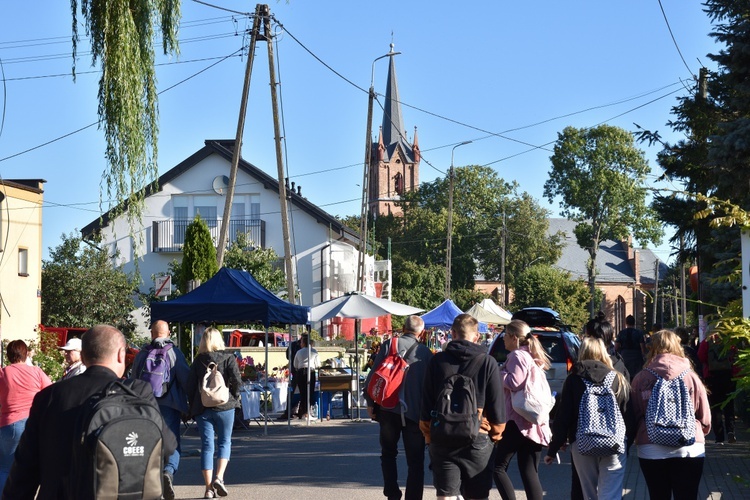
355, 319, 361, 420
264, 327, 269, 436
191, 324, 194, 364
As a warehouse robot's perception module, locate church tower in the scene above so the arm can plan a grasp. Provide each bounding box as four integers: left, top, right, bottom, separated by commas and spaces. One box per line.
369, 45, 420, 217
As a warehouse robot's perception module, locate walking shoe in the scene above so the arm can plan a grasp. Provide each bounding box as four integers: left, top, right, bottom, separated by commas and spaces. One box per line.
204, 488, 215, 499
729, 432, 737, 443
162, 472, 175, 500
212, 477, 229, 497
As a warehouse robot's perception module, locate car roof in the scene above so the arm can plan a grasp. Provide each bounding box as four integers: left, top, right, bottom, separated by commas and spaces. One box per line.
511, 307, 562, 327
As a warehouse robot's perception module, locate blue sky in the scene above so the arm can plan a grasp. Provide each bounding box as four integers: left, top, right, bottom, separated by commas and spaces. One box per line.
0, 1, 719, 265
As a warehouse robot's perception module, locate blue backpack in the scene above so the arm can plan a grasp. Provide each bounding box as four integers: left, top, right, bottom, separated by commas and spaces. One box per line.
645, 368, 696, 447
139, 344, 174, 398
576, 371, 626, 456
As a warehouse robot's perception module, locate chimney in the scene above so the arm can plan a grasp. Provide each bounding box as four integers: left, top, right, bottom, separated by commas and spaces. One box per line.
291, 181, 296, 193
297, 185, 302, 196
623, 235, 633, 261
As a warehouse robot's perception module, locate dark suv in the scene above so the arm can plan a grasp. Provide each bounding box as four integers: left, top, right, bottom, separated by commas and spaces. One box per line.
488, 307, 581, 408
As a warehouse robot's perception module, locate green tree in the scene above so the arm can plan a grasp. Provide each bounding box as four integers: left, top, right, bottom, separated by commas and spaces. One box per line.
391, 258, 446, 311
70, 0, 180, 238
511, 264, 591, 332
544, 124, 663, 315
42, 232, 136, 334
178, 214, 218, 292
223, 231, 286, 292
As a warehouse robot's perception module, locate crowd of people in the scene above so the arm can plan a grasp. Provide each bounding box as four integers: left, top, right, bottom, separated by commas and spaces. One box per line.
364, 312, 736, 500
0, 310, 738, 499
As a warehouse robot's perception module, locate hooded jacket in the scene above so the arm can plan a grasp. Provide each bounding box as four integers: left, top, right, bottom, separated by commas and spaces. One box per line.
419, 339, 505, 444
629, 353, 710, 446
547, 360, 631, 457
363, 333, 433, 423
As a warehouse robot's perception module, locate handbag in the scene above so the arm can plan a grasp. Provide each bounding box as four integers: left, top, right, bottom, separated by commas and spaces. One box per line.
200, 361, 230, 407
510, 352, 555, 425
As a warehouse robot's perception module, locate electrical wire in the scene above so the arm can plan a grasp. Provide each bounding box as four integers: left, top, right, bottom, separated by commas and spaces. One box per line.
656, 0, 696, 78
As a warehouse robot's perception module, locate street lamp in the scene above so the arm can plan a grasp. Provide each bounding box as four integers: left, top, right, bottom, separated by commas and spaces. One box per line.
356, 45, 400, 294
445, 140, 472, 300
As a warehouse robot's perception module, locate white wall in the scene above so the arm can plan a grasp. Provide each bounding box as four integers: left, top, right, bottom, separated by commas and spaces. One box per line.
97, 151, 360, 306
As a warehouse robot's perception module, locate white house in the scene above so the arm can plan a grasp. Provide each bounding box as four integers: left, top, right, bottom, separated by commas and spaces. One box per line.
81, 139, 367, 309
0, 179, 45, 343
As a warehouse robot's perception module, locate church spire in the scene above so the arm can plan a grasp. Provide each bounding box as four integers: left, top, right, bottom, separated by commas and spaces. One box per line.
381, 43, 406, 152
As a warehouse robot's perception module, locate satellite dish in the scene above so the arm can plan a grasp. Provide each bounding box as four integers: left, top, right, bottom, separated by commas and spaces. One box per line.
212, 175, 230, 195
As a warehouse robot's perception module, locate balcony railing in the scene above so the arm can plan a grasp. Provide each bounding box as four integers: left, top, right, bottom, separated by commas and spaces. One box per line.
152, 218, 265, 253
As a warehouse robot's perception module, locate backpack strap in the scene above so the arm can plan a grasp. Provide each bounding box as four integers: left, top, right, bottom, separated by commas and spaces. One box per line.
389, 336, 399, 357
402, 338, 420, 360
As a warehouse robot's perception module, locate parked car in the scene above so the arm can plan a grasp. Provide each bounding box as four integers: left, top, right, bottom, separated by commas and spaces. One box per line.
487, 307, 581, 415
223, 329, 289, 348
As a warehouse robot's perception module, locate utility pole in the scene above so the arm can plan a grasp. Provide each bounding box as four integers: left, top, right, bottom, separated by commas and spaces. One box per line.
445, 141, 471, 300
216, 6, 262, 267
264, 6, 296, 305
500, 211, 506, 306
652, 259, 660, 329
680, 235, 687, 326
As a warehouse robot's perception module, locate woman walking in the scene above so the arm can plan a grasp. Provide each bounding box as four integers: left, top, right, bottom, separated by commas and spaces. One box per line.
630, 330, 711, 500
187, 328, 242, 498
0, 340, 51, 490
493, 319, 551, 500
544, 336, 631, 499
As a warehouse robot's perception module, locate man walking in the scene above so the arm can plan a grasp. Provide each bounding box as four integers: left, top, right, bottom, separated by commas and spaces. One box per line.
365, 315, 433, 500
58, 337, 86, 379
615, 315, 646, 378
3, 325, 176, 499
420, 314, 505, 500
131, 320, 190, 500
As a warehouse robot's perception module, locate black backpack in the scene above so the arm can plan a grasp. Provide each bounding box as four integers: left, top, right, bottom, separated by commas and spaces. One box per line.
429, 355, 484, 448
70, 380, 165, 500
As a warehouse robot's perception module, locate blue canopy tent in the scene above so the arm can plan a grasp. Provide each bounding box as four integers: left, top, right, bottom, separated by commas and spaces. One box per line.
150, 267, 308, 326
421, 299, 488, 335
151, 267, 309, 432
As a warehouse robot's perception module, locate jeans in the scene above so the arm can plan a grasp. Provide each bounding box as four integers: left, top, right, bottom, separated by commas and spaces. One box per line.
196, 409, 235, 471
639, 456, 704, 500
493, 420, 543, 500
570, 446, 626, 500
160, 405, 182, 475
378, 410, 425, 500
0, 419, 26, 492
429, 433, 494, 499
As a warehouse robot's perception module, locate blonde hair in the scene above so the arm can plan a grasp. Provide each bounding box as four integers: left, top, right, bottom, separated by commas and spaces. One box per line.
645, 329, 685, 366
199, 327, 226, 353
579, 336, 629, 399
505, 319, 551, 370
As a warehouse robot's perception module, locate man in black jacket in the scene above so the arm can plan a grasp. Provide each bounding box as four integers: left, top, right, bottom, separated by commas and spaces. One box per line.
365, 315, 433, 500
420, 314, 506, 500
3, 325, 177, 500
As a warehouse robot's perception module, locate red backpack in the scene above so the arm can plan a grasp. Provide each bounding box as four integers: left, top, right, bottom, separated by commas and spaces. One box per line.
367, 337, 419, 409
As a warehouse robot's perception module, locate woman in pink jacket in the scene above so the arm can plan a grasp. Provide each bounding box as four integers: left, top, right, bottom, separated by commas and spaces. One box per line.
493, 319, 551, 500
630, 330, 711, 500
0, 340, 51, 490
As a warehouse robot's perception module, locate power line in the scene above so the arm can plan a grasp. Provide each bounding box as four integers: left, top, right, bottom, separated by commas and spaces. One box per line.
656, 0, 696, 78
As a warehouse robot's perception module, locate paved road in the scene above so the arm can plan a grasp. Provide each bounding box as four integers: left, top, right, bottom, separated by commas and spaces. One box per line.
170, 414, 750, 499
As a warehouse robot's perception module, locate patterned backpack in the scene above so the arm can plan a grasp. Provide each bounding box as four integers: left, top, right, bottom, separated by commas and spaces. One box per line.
644, 368, 696, 447
576, 371, 626, 456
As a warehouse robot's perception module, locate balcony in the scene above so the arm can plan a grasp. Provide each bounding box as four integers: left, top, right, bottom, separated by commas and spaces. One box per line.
152, 218, 266, 253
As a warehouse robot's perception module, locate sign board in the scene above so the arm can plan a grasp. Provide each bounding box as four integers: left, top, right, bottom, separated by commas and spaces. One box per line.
155, 275, 172, 297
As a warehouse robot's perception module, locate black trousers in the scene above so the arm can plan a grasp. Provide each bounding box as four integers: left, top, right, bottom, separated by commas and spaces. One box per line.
377, 410, 425, 500
707, 371, 736, 442
493, 420, 543, 500
639, 456, 704, 500
296, 368, 316, 416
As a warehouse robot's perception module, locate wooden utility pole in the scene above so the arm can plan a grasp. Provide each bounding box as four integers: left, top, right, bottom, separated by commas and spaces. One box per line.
216, 5, 262, 267
264, 6, 296, 305
652, 259, 660, 328
356, 84, 375, 294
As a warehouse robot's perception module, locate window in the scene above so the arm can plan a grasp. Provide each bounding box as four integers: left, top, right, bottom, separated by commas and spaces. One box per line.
18, 248, 28, 276
194, 205, 217, 228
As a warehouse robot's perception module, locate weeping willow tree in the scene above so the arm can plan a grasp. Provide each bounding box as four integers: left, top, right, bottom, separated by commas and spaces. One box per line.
71, 0, 181, 247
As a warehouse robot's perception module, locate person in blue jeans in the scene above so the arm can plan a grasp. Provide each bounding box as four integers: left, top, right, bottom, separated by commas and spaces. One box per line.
0, 340, 51, 491
131, 320, 190, 500
187, 328, 242, 499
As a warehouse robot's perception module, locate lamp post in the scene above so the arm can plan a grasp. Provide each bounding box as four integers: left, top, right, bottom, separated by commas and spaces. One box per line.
445, 141, 472, 300
356, 45, 400, 295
